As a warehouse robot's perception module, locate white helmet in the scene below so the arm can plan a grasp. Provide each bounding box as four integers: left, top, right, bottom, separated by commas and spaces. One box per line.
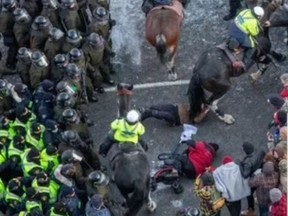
253, 6, 264, 19
126, 109, 140, 124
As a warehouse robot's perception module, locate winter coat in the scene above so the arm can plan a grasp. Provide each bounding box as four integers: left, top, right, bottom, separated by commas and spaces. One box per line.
85, 201, 111, 216
213, 162, 251, 202
278, 159, 287, 193
239, 150, 266, 178
187, 141, 215, 177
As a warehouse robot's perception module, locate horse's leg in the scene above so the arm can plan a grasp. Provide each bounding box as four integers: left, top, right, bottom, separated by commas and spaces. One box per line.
208, 93, 235, 124
250, 64, 269, 82
144, 178, 157, 212
167, 49, 177, 81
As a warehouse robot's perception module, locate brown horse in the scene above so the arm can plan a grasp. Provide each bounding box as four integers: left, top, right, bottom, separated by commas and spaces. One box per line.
145, 0, 186, 80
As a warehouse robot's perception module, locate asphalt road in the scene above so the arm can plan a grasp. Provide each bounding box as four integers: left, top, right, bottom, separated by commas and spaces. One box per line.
90, 0, 288, 215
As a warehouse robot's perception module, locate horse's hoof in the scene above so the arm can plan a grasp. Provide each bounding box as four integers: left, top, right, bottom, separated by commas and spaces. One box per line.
146, 200, 157, 212
220, 114, 235, 124
250, 71, 262, 82
168, 73, 178, 81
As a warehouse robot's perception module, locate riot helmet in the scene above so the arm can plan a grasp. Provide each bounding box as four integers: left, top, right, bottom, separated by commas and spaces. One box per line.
61, 149, 82, 163
17, 47, 32, 62
62, 109, 78, 123
0, 79, 12, 95
33, 16, 51, 29
61, 0, 76, 9
31, 51, 49, 68
88, 170, 110, 186
2, 0, 17, 11
66, 29, 81, 45
88, 32, 104, 47
13, 8, 31, 24
54, 54, 69, 69
56, 92, 72, 107
41, 0, 59, 10
69, 48, 82, 62
66, 63, 81, 81
93, 7, 109, 21
56, 81, 77, 96
49, 27, 64, 41
60, 163, 76, 178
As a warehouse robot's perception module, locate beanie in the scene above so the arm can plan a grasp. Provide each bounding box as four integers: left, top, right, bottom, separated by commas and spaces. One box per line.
13, 135, 25, 145
269, 188, 282, 203
267, 94, 284, 109
31, 122, 42, 134
46, 145, 58, 155
45, 119, 58, 131
15, 105, 26, 117
54, 201, 66, 213
26, 187, 37, 199
61, 185, 75, 197
27, 148, 40, 159
8, 179, 21, 191
273, 111, 287, 126
263, 161, 274, 176
40, 79, 54, 91
222, 155, 233, 164
242, 142, 254, 155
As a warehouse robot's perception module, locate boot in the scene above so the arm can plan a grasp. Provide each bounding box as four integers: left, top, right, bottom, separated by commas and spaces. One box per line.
270, 50, 286, 63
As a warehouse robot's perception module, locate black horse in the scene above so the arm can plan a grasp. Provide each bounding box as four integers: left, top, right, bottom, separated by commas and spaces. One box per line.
187, 36, 272, 124
106, 83, 157, 216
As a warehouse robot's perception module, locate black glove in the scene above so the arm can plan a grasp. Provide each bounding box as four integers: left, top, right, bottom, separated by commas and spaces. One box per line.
109, 19, 116, 27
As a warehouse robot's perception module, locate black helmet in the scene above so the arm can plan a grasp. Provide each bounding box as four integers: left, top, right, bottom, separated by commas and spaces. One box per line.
49, 27, 64, 41
0, 80, 7, 91
13, 8, 31, 24
88, 171, 109, 186
88, 32, 103, 47
69, 48, 82, 62
2, 0, 17, 10
54, 54, 68, 69
56, 92, 72, 107
45, 119, 59, 132
17, 47, 32, 60
0, 79, 12, 95
93, 7, 107, 18
31, 51, 48, 67
60, 163, 76, 177
61, 149, 77, 163
62, 109, 77, 121
34, 16, 50, 28
61, 0, 75, 8
66, 29, 81, 44
41, 0, 59, 9
66, 63, 81, 80
56, 81, 77, 96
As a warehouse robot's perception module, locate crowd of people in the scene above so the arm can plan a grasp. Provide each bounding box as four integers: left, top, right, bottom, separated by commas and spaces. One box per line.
0, 0, 287, 215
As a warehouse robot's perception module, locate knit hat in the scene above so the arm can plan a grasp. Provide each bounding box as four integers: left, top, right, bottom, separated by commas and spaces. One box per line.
91, 194, 103, 209
273, 111, 287, 126
242, 142, 254, 155
13, 135, 25, 145
46, 145, 58, 155
269, 188, 282, 203
61, 186, 75, 197
8, 179, 21, 191
27, 148, 40, 159
15, 105, 27, 117
54, 201, 66, 213
200, 171, 215, 186
45, 119, 58, 132
222, 155, 233, 164
267, 94, 284, 109
40, 79, 54, 91
263, 161, 274, 176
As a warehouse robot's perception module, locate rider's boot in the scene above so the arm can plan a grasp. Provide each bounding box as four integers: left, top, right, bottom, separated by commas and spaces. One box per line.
99, 134, 115, 157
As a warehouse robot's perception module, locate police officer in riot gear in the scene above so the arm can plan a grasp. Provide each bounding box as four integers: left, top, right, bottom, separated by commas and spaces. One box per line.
62, 29, 83, 53
41, 0, 63, 30
30, 16, 52, 50
29, 51, 50, 90
44, 27, 65, 61
0, 0, 18, 70
0, 79, 13, 115
19, 0, 41, 19
54, 92, 76, 121
16, 47, 32, 87
59, 0, 82, 33
13, 8, 32, 47
51, 54, 69, 83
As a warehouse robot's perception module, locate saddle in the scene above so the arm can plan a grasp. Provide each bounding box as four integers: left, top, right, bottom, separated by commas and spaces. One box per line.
151, 0, 184, 20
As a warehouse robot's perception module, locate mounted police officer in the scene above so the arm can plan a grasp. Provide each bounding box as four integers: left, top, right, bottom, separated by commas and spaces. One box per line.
13, 8, 32, 48
99, 109, 148, 157
228, 6, 264, 71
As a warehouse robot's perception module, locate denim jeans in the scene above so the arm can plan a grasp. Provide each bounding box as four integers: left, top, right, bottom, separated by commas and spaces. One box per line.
258, 205, 269, 216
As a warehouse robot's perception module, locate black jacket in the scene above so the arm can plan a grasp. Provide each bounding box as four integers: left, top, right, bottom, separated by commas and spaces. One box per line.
238, 149, 266, 178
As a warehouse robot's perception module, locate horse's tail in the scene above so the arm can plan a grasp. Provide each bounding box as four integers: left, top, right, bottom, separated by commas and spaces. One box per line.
155, 34, 168, 64
126, 180, 146, 216
187, 72, 204, 121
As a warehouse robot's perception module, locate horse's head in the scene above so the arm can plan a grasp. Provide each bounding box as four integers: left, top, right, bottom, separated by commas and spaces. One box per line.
117, 83, 134, 118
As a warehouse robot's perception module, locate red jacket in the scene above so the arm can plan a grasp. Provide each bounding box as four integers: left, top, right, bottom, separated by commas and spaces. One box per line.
187, 141, 215, 176
271, 194, 287, 216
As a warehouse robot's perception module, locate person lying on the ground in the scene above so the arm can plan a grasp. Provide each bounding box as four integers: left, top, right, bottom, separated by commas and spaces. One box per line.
140, 103, 209, 126
164, 140, 218, 178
